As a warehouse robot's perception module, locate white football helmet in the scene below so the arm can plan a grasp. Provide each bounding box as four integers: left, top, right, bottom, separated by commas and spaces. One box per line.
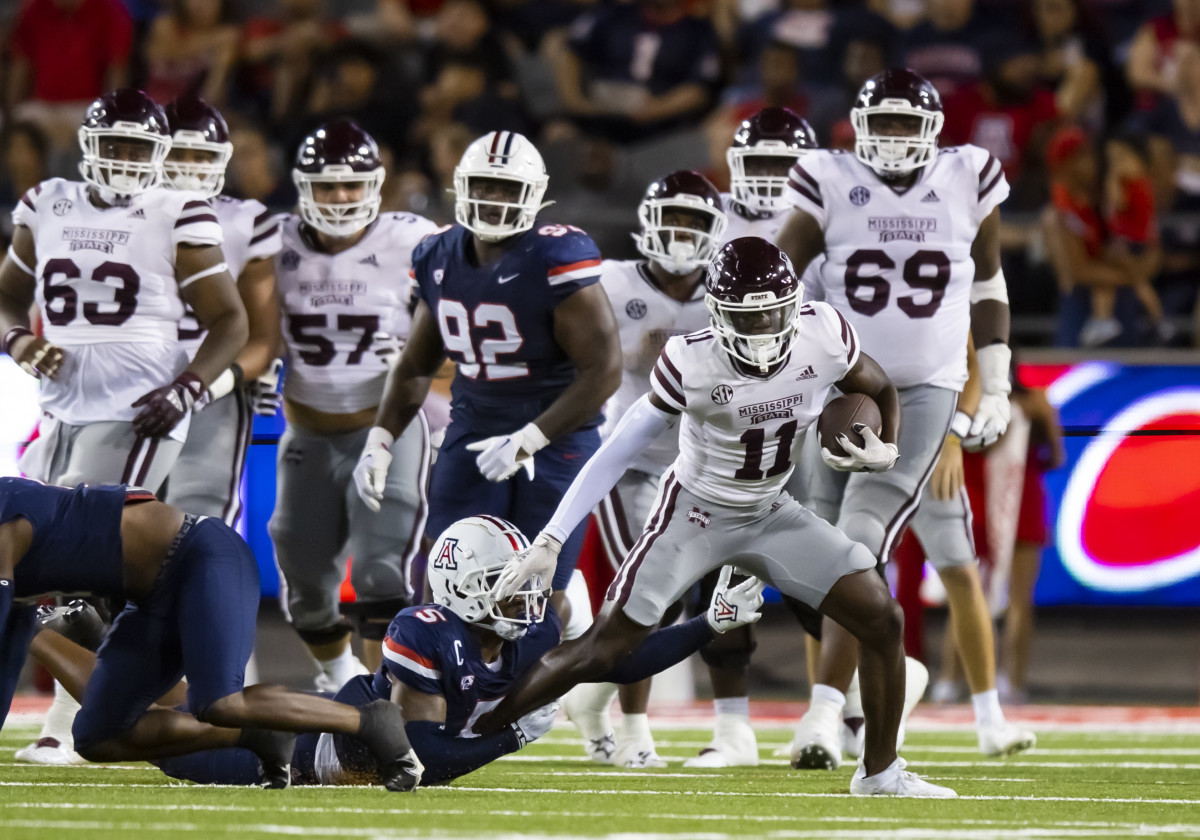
635, 170, 727, 275
78, 89, 172, 202
427, 516, 545, 641
454, 131, 549, 242
851, 68, 945, 177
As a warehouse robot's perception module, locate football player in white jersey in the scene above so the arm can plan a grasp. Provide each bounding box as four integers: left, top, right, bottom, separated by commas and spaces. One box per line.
0, 88, 248, 766
269, 119, 439, 692
475, 237, 958, 798
775, 68, 1035, 767
564, 170, 727, 770
161, 93, 284, 525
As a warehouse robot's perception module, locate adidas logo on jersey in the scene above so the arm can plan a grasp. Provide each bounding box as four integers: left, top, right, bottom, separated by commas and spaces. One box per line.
920, 190, 940, 203
128, 208, 146, 219
795, 364, 817, 381
359, 254, 379, 267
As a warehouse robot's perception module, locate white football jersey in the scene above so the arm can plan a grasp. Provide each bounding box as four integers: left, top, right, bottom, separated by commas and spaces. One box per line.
277, 211, 439, 414
785, 146, 1008, 390
720, 193, 824, 302
599, 259, 709, 474
12, 178, 223, 429
651, 301, 859, 507
178, 196, 282, 359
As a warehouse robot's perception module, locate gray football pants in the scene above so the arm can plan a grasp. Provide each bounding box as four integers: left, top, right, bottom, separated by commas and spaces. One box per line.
269, 416, 430, 632
164, 389, 253, 523
23, 418, 181, 493
787, 384, 959, 562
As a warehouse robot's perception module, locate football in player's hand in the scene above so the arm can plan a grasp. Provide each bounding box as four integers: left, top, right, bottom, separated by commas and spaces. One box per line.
818, 393, 883, 456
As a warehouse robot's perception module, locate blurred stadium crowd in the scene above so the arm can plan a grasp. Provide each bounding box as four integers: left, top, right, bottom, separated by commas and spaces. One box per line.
1, 0, 1199, 345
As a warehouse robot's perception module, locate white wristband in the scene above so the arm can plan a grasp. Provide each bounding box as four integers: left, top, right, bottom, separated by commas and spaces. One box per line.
521, 422, 551, 454
207, 367, 237, 402
976, 343, 1013, 395
367, 426, 395, 451
949, 410, 972, 439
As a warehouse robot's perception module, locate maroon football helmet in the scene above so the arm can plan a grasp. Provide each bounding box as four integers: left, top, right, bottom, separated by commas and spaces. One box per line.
636, 170, 728, 275
78, 89, 171, 198
292, 119, 385, 236
727, 107, 818, 214
705, 237, 803, 372
851, 68, 944, 177
164, 94, 232, 197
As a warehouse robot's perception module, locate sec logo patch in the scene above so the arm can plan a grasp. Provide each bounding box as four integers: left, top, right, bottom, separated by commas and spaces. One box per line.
711, 384, 734, 405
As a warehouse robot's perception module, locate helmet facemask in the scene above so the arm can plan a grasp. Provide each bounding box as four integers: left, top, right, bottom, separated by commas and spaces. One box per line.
443, 558, 546, 641
78, 126, 171, 201
164, 131, 233, 197
727, 144, 806, 214
851, 103, 943, 177
294, 165, 385, 237
707, 287, 802, 373
454, 173, 547, 242
636, 198, 728, 275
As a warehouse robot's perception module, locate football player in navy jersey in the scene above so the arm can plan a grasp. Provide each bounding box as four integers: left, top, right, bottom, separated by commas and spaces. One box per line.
28, 515, 765, 786
0, 476, 421, 791
355, 131, 622, 621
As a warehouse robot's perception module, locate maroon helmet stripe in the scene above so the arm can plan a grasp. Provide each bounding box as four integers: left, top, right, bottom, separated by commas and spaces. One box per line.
487, 131, 504, 164
787, 176, 822, 208
652, 364, 685, 407
979, 169, 1003, 200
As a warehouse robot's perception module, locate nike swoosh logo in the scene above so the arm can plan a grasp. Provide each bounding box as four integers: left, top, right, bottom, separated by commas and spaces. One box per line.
498, 274, 519, 284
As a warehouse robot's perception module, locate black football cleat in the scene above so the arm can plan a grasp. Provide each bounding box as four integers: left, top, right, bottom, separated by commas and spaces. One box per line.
36, 600, 108, 651
237, 727, 296, 789
357, 699, 423, 792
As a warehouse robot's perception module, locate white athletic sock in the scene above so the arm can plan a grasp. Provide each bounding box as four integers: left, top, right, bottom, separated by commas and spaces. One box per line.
971, 688, 1005, 729
842, 671, 863, 719
565, 682, 617, 741
620, 712, 653, 744
561, 569, 594, 641
39, 681, 81, 748
807, 684, 846, 728
713, 696, 750, 718
318, 647, 363, 688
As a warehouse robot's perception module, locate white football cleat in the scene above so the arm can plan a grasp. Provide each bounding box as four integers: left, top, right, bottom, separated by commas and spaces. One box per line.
684, 716, 759, 768
840, 717, 865, 759
14, 737, 85, 766
979, 723, 1037, 757
789, 719, 841, 771
584, 733, 617, 764
850, 758, 957, 798
614, 739, 668, 769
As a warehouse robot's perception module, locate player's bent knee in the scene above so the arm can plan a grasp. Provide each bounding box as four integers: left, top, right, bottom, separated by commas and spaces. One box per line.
192, 692, 245, 727
294, 622, 353, 648
698, 627, 756, 671
857, 598, 904, 649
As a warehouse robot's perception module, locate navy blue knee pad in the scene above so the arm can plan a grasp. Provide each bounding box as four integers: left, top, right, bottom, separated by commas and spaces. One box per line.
340, 597, 409, 642
698, 626, 757, 671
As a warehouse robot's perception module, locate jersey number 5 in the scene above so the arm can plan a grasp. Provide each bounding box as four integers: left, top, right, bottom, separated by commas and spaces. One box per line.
437, 300, 525, 380
845, 249, 950, 318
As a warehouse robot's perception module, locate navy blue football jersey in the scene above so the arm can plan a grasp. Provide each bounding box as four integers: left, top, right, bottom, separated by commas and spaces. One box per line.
372, 603, 563, 737
0, 477, 155, 600
412, 222, 603, 428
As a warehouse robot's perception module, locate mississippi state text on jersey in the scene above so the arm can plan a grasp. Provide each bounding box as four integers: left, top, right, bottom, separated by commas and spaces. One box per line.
178, 196, 282, 357
373, 604, 563, 737
600, 258, 708, 474
651, 302, 859, 507
13, 178, 222, 427
276, 211, 439, 414
785, 146, 1008, 390
412, 223, 602, 427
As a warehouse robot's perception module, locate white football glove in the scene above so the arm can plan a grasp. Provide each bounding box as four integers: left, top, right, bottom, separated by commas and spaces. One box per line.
963, 343, 1013, 451
706, 565, 766, 633
353, 426, 394, 513
249, 358, 284, 417
465, 423, 550, 482
511, 701, 559, 747
821, 425, 899, 473
372, 331, 404, 369
492, 532, 560, 601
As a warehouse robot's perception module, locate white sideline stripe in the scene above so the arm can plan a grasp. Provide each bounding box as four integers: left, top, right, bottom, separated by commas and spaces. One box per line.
5, 780, 1200, 806
0, 822, 598, 840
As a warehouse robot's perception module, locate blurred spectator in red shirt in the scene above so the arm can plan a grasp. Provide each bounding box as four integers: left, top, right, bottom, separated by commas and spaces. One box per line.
942, 30, 1059, 207
554, 0, 722, 144
5, 0, 132, 163
143, 0, 239, 106
1126, 0, 1200, 112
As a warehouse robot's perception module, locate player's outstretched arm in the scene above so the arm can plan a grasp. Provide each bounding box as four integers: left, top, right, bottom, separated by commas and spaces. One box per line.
0, 225, 64, 379
536, 283, 623, 442
232, 257, 282, 383
967, 207, 1013, 449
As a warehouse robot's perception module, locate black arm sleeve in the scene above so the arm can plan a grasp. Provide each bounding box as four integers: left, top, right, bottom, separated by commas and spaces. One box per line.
406, 720, 523, 785
597, 615, 714, 685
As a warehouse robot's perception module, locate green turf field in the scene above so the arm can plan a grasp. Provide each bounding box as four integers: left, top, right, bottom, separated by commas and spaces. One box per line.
3, 721, 1199, 839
